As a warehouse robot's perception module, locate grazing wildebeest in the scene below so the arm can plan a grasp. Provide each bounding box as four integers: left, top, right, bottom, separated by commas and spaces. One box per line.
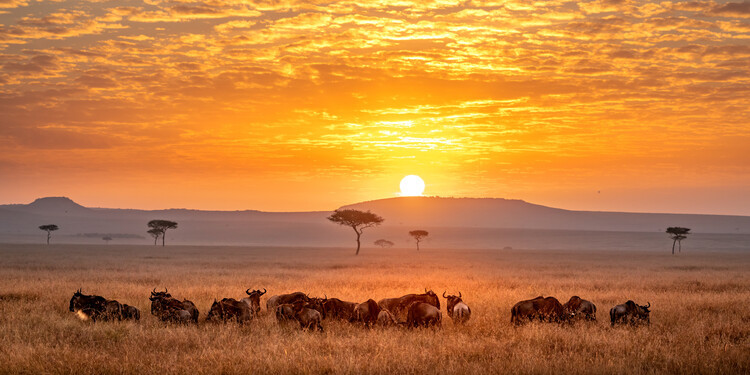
69, 289, 124, 322
443, 291, 471, 324
293, 302, 324, 332
378, 289, 440, 322
377, 309, 398, 327
610, 300, 650, 326
563, 296, 597, 321
352, 299, 381, 326
121, 304, 141, 321
275, 303, 297, 323
267, 292, 310, 312
405, 301, 441, 328
241, 288, 266, 317
511, 296, 571, 325
322, 298, 357, 321
149, 288, 199, 324
206, 298, 253, 323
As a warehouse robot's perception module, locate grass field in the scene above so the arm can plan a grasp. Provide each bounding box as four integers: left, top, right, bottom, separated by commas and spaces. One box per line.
0, 243, 748, 374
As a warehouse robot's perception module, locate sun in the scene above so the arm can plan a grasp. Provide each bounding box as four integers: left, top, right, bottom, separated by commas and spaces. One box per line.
399, 175, 425, 196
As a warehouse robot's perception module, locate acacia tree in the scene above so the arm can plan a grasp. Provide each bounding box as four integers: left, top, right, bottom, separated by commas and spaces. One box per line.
666, 227, 691, 254
374, 239, 394, 248
147, 228, 162, 246
39, 224, 59, 245
409, 230, 429, 251
147, 220, 178, 246
102, 236, 113, 244
327, 209, 384, 255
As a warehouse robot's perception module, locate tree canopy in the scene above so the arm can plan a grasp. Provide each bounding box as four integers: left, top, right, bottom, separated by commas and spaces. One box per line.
327, 209, 384, 255
148, 220, 178, 246
409, 230, 429, 251
38, 224, 59, 245
374, 239, 394, 248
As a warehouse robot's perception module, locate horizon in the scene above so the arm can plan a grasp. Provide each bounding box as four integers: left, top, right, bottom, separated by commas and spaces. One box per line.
2, 1, 750, 215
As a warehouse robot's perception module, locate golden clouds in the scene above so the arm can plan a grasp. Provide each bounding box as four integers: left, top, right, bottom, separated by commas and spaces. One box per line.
1, 1, 749, 211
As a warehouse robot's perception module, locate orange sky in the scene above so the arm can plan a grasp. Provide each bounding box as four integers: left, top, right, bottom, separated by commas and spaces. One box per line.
1, 1, 750, 214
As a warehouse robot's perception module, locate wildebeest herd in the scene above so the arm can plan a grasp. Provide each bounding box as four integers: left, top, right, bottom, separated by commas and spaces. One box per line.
69, 288, 651, 330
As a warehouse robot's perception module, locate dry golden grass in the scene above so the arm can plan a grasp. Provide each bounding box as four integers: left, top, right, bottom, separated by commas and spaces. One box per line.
0, 243, 748, 374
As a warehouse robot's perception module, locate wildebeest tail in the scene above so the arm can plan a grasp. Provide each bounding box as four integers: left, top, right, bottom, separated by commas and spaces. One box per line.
510, 306, 516, 323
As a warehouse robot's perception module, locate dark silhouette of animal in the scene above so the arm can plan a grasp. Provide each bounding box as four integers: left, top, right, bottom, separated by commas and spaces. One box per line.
443, 291, 471, 324
293, 302, 324, 332
206, 298, 253, 323
149, 288, 199, 324
241, 288, 266, 317
405, 301, 441, 328
275, 303, 297, 323
563, 296, 596, 321
121, 304, 141, 321
69, 289, 127, 322
511, 296, 571, 325
322, 298, 357, 321
378, 289, 440, 322
377, 309, 398, 327
352, 299, 381, 326
610, 300, 650, 326
267, 292, 310, 312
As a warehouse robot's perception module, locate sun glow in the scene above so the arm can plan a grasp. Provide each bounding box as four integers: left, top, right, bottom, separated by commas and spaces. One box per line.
399, 175, 425, 196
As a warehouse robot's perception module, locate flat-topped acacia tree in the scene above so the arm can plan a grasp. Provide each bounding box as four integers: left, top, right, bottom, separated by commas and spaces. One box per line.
327, 209, 384, 255
409, 230, 429, 251
39, 224, 58, 245
666, 227, 691, 254
147, 220, 177, 246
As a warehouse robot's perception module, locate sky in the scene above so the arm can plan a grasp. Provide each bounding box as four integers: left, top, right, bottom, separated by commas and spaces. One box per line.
1, 0, 749, 214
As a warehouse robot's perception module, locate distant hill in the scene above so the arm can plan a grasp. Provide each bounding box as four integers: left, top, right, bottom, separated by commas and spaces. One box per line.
341, 197, 750, 233
0, 196, 748, 249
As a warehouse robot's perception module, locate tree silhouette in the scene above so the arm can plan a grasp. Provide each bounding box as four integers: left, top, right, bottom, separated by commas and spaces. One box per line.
147, 220, 178, 246
666, 227, 691, 254
409, 230, 429, 251
102, 236, 113, 244
147, 228, 162, 246
374, 239, 394, 248
38, 224, 59, 245
327, 209, 384, 255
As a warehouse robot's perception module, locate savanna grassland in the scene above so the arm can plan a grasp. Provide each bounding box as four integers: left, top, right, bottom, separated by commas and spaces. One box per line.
0, 243, 748, 374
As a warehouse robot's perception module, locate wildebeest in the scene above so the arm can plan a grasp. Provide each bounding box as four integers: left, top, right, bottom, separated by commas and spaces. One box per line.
275, 303, 297, 323
377, 309, 398, 327
443, 291, 471, 324
266, 292, 310, 312
241, 288, 266, 317
511, 296, 571, 325
121, 304, 141, 321
149, 288, 199, 324
294, 302, 324, 332
322, 298, 357, 321
351, 299, 381, 326
378, 289, 440, 322
69, 289, 130, 322
207, 298, 253, 323
405, 301, 441, 328
563, 296, 596, 321
610, 300, 650, 326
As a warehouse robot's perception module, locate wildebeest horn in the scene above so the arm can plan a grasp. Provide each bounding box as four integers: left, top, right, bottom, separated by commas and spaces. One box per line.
246, 288, 252, 296
645, 302, 651, 308
442, 291, 447, 298
261, 288, 266, 295
165, 287, 168, 294
151, 288, 156, 295
459, 291, 462, 298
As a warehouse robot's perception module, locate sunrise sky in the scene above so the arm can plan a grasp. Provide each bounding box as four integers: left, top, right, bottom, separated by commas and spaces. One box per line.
1, 0, 749, 214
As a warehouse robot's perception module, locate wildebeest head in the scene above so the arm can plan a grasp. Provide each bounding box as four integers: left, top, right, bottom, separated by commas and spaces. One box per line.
149, 288, 172, 301
443, 291, 463, 317
69, 289, 105, 313
69, 288, 84, 312
245, 288, 266, 313
638, 302, 651, 322
305, 295, 328, 318
206, 299, 222, 322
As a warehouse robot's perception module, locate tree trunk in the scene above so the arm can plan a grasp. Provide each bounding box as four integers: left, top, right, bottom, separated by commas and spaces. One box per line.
416, 240, 420, 251
678, 240, 682, 253
162, 230, 166, 246
355, 231, 361, 255
672, 239, 676, 254
46, 231, 50, 245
